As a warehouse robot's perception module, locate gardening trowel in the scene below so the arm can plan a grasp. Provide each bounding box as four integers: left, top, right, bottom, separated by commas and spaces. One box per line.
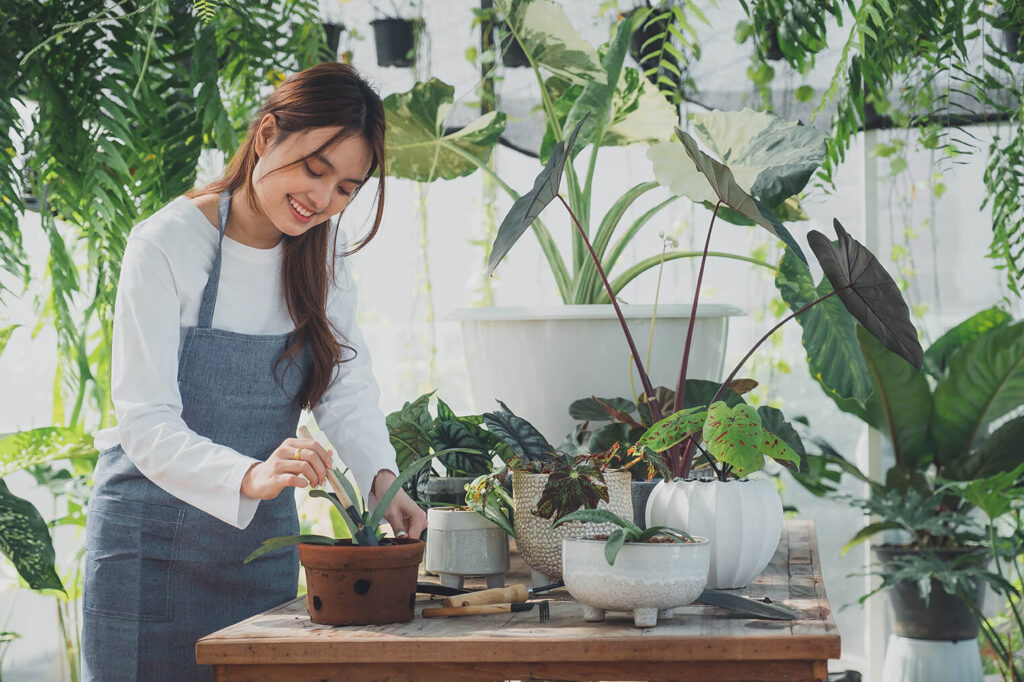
297, 425, 378, 546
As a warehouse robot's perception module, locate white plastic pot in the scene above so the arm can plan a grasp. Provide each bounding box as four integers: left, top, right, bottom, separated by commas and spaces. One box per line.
450, 304, 741, 443
645, 477, 782, 589
425, 508, 509, 589
562, 535, 710, 627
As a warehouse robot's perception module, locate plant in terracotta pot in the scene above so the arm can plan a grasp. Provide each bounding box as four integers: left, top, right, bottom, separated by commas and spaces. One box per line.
245, 453, 453, 626
468, 401, 641, 584
554, 508, 708, 628
486, 111, 922, 589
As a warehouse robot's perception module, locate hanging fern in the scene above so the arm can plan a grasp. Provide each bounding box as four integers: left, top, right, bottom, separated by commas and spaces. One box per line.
193, 0, 219, 24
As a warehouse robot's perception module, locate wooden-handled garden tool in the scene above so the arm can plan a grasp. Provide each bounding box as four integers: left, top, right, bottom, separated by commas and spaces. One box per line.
441, 581, 563, 608
422, 600, 550, 621
297, 425, 378, 546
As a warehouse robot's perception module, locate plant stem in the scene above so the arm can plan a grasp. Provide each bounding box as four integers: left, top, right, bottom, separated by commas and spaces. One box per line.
673, 201, 721, 478
558, 195, 661, 417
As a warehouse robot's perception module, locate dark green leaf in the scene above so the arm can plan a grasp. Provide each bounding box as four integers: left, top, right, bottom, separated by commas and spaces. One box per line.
604, 528, 627, 565
922, 307, 1012, 380
553, 507, 638, 533
569, 396, 636, 421
243, 534, 335, 564
483, 401, 554, 462
808, 219, 923, 371
756, 406, 806, 458
0, 479, 63, 592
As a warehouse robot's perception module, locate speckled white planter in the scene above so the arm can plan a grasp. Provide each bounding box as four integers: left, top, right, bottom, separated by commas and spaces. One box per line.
645, 477, 782, 589
425, 508, 509, 589
512, 470, 633, 583
562, 535, 710, 627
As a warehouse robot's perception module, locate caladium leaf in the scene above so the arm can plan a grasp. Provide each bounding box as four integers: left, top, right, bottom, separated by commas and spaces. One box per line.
631, 406, 707, 454
483, 401, 554, 462
756, 406, 806, 459
497, 0, 606, 86
0, 479, 64, 591
636, 381, 744, 426
922, 307, 1012, 380
487, 117, 586, 276
702, 402, 764, 476
760, 430, 801, 469
808, 219, 924, 371
384, 78, 506, 182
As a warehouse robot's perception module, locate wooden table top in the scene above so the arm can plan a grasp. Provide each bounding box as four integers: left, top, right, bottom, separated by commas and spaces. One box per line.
197, 519, 840, 681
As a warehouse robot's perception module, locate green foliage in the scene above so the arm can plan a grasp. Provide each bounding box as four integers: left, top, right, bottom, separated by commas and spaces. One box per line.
481, 401, 554, 464
553, 508, 695, 565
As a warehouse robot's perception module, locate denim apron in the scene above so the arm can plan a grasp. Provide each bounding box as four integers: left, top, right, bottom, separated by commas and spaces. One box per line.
83, 191, 310, 681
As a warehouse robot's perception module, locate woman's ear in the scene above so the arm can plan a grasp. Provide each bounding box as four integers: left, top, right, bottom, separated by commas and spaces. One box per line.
253, 113, 278, 157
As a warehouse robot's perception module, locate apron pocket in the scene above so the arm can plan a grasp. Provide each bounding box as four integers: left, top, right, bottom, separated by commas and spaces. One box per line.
84, 496, 184, 622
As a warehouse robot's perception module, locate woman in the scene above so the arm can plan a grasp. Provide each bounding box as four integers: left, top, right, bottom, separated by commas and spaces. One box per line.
83, 62, 425, 681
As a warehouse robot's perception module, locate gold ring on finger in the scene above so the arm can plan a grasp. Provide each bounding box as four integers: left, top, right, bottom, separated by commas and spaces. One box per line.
294, 448, 303, 460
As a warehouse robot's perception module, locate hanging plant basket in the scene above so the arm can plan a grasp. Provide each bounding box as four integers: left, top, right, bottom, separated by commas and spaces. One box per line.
497, 22, 529, 67
371, 17, 418, 67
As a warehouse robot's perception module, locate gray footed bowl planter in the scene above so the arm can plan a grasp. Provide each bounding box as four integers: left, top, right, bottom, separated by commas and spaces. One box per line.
425, 508, 509, 590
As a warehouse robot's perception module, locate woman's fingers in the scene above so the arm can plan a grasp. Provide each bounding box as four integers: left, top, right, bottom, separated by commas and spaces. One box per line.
282, 439, 329, 487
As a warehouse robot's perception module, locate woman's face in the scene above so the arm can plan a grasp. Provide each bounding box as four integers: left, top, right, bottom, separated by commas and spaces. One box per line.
252, 115, 374, 238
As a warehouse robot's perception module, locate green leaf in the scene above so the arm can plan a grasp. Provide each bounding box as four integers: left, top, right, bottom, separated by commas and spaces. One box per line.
0, 324, 17, 357
604, 528, 627, 565
776, 247, 874, 411
0, 479, 63, 592
309, 487, 362, 542
367, 451, 461, 531
387, 392, 434, 472
0, 428, 95, 479
857, 325, 934, 471
642, 525, 695, 543
487, 117, 586, 276
553, 507, 639, 533
499, 0, 606, 86
243, 534, 335, 564
922, 307, 1012, 380
482, 401, 554, 462
840, 521, 903, 555
384, 78, 506, 182
600, 66, 677, 148
931, 321, 1024, 468
961, 463, 1024, 520
632, 406, 707, 454
433, 420, 492, 476
951, 416, 1024, 481
702, 402, 764, 476
808, 219, 923, 371
756, 406, 806, 458
568, 396, 637, 421
466, 474, 516, 539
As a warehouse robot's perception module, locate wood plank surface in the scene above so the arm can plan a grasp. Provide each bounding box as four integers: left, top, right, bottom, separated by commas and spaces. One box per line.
197, 519, 840, 681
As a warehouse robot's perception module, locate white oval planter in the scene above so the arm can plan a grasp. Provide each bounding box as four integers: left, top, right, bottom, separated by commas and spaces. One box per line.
512, 470, 633, 583
450, 304, 741, 443
645, 477, 782, 589
425, 508, 509, 589
562, 535, 710, 627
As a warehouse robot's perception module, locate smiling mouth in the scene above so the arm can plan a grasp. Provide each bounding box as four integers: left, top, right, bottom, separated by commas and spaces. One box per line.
288, 195, 316, 218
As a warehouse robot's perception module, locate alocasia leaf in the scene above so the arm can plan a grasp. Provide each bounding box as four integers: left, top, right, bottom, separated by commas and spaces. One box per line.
702, 402, 764, 476
808, 219, 923, 371
483, 401, 554, 462
486, 118, 586, 276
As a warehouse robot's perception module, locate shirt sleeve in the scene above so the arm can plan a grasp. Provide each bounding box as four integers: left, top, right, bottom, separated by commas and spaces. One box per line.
312, 255, 398, 507
111, 235, 261, 529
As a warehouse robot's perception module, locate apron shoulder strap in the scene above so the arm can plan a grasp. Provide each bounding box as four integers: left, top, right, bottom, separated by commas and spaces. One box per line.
197, 191, 231, 329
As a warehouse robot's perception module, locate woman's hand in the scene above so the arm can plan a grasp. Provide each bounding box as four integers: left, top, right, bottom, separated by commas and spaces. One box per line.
370, 470, 427, 540
240, 438, 333, 500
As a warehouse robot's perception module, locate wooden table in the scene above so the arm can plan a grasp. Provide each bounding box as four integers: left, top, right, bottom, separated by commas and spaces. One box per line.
197, 520, 840, 681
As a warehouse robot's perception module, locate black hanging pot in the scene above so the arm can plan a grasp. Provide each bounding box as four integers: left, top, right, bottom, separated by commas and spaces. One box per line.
497, 22, 529, 67
371, 17, 417, 67
874, 546, 985, 641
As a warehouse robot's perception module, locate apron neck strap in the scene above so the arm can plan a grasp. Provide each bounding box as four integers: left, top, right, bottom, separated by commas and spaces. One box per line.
197, 191, 232, 329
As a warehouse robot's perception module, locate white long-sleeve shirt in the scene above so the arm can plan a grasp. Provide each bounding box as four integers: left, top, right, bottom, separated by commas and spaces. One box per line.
93, 196, 398, 529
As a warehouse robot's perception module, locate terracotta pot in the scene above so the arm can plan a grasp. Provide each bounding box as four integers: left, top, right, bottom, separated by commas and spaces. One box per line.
646, 476, 782, 589
298, 539, 424, 625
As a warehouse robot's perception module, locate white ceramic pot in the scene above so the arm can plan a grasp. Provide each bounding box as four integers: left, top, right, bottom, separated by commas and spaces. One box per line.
561, 535, 710, 627
425, 508, 509, 589
512, 470, 633, 583
450, 304, 741, 443
645, 477, 782, 589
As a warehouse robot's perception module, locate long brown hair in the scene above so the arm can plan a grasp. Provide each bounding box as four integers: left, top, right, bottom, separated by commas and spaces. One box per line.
189, 62, 387, 408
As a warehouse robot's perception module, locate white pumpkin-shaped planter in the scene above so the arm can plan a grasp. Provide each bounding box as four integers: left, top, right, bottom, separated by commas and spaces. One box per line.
645, 477, 782, 589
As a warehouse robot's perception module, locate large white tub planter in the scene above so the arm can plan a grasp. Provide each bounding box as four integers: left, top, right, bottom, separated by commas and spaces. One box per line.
561, 535, 710, 627
645, 477, 782, 589
451, 304, 741, 443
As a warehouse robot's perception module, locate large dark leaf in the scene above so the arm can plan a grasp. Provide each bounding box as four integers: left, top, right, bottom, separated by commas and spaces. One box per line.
922, 307, 1012, 380
807, 219, 923, 371
0, 479, 63, 592
486, 118, 586, 276
857, 325, 934, 471
386, 393, 434, 472
483, 401, 554, 462
756, 406, 807, 458
776, 247, 873, 412
931, 321, 1024, 466
947, 416, 1024, 481
568, 396, 637, 421
433, 419, 493, 476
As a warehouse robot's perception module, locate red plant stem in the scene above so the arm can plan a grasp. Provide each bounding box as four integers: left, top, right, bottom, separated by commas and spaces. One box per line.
557, 194, 662, 419
695, 285, 849, 479
669, 201, 722, 478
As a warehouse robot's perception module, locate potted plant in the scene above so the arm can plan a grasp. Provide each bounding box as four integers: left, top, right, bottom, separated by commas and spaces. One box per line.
245, 454, 444, 626
370, 2, 423, 68
486, 109, 922, 591
469, 401, 638, 585
554, 508, 709, 627
788, 307, 1024, 677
